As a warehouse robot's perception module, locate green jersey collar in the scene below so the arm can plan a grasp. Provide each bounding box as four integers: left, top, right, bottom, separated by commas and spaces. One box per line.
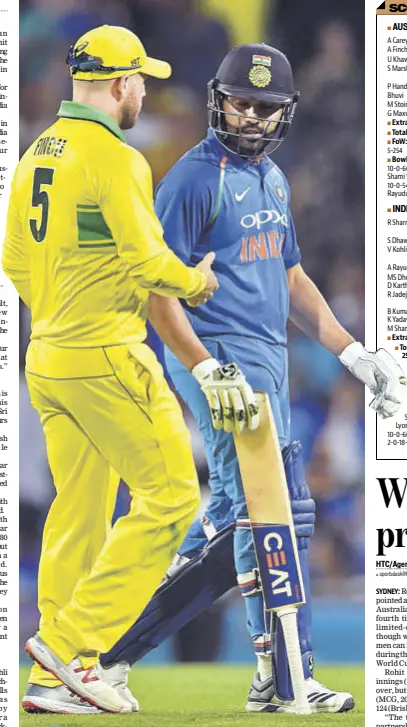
57, 101, 126, 142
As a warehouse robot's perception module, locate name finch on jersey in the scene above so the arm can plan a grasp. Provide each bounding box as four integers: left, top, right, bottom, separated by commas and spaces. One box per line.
3, 102, 206, 347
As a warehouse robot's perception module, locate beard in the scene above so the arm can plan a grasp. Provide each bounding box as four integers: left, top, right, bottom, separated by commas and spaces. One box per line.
119, 100, 140, 131
222, 123, 265, 155
222, 117, 280, 156
239, 128, 263, 149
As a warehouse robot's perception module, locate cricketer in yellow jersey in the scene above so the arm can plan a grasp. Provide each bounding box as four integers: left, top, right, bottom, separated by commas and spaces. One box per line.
0, 24, 257, 714
13, 27, 407, 719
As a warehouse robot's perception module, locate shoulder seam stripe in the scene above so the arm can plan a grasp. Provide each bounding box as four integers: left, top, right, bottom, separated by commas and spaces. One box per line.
209, 155, 227, 224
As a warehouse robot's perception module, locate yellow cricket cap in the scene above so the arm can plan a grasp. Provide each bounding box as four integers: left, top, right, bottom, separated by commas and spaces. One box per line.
67, 25, 171, 81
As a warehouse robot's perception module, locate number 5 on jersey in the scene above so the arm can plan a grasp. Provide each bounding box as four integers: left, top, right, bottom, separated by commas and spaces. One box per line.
29, 167, 55, 243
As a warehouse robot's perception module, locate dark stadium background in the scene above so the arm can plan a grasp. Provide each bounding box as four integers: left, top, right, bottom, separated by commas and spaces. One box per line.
19, 0, 365, 665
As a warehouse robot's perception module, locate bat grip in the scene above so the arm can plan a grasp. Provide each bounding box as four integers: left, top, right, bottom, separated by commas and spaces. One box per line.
277, 608, 311, 715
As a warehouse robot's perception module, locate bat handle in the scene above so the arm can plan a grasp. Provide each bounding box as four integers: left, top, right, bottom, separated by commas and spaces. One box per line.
277, 608, 311, 715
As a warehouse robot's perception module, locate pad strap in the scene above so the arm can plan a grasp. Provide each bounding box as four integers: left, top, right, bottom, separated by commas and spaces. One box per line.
253, 634, 272, 655
237, 569, 262, 597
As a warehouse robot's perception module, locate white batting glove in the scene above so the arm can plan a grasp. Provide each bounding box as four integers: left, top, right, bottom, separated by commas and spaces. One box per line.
339, 342, 406, 419
370, 395, 400, 420
192, 358, 259, 434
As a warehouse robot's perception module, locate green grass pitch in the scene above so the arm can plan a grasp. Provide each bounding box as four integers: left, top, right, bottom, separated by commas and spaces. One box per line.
19, 664, 364, 726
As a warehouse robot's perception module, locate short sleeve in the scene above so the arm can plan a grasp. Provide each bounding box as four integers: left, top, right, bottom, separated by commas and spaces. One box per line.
283, 211, 301, 270
155, 162, 216, 264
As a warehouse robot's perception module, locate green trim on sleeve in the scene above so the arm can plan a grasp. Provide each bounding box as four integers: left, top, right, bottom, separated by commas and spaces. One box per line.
77, 206, 115, 246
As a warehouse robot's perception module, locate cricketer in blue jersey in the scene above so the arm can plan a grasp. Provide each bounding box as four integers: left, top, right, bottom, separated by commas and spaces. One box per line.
26, 43, 406, 716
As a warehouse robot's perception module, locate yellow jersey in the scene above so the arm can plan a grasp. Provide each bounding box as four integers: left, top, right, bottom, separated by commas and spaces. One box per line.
2, 101, 206, 347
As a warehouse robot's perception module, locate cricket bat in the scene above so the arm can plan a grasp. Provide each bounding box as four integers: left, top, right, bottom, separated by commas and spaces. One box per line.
233, 392, 310, 715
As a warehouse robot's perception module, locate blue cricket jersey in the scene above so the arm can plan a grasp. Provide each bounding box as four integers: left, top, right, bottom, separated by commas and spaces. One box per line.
154, 129, 301, 347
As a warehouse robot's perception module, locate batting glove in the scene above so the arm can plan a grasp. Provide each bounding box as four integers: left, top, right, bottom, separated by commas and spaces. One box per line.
339, 342, 406, 419
192, 358, 259, 434
370, 395, 401, 420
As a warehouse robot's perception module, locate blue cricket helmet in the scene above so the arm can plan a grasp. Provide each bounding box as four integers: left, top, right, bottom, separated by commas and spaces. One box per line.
208, 42, 299, 158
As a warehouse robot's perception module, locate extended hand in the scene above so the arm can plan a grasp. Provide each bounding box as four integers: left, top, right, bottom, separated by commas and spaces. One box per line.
187, 252, 219, 307
339, 342, 406, 419
192, 358, 259, 433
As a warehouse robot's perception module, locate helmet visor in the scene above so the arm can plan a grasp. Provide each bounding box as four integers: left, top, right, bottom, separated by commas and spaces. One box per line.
208, 88, 299, 158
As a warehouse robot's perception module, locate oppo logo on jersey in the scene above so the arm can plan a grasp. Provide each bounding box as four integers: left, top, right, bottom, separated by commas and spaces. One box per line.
240, 210, 288, 230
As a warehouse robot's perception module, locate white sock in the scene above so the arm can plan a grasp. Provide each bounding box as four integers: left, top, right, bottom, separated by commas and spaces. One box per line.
256, 652, 272, 681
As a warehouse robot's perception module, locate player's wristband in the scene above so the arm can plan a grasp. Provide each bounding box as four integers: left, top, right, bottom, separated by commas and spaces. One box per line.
192, 358, 220, 384
339, 341, 366, 369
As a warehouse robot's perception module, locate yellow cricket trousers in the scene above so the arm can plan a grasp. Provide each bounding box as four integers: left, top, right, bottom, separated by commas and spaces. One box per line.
25, 339, 200, 669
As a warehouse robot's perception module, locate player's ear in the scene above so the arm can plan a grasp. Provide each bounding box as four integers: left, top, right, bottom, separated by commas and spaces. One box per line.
111, 76, 127, 102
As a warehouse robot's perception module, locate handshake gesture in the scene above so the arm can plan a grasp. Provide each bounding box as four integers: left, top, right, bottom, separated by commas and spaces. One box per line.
187, 253, 219, 307
340, 342, 406, 419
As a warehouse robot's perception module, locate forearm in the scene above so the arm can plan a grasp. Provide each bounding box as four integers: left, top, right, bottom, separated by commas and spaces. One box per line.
148, 294, 212, 371
100, 153, 207, 301
131, 249, 207, 299
288, 266, 353, 356
287, 267, 404, 421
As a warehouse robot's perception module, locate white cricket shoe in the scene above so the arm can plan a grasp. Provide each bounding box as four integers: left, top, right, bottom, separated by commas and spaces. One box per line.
25, 635, 132, 714
21, 666, 141, 715
22, 683, 103, 714
103, 661, 140, 712
246, 672, 355, 714
305, 677, 355, 713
